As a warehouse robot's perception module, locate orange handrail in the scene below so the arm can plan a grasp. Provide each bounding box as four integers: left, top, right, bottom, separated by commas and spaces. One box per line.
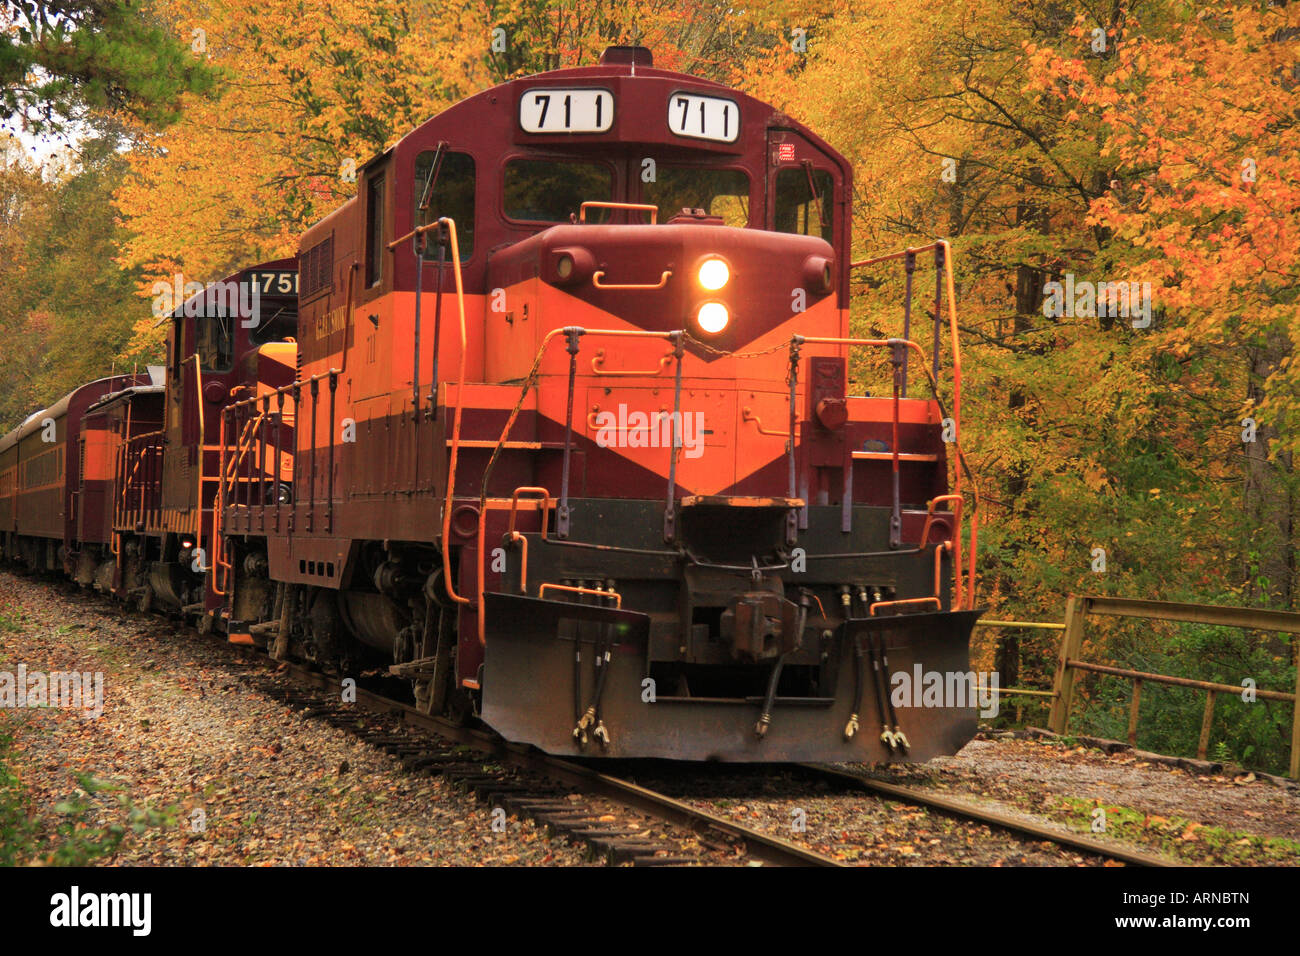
474, 326, 679, 645
591, 269, 672, 291
579, 201, 657, 224
591, 348, 674, 376
427, 219, 471, 606
741, 406, 791, 438
212, 409, 230, 595
846, 240, 979, 609
870, 597, 941, 616
538, 582, 622, 608
507, 486, 552, 540
920, 494, 963, 609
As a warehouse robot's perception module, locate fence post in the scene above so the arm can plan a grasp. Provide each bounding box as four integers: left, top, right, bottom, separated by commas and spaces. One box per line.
1127, 678, 1142, 747
1197, 689, 1215, 761
1049, 596, 1085, 734
1291, 650, 1300, 779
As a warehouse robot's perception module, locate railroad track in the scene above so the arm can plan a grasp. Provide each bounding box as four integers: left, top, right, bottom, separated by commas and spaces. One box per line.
790, 764, 1176, 868
609, 758, 1179, 868
263, 664, 842, 867
263, 663, 1175, 868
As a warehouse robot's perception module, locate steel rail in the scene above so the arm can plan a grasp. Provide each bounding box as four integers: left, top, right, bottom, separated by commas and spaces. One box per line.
284, 664, 841, 867
797, 763, 1178, 867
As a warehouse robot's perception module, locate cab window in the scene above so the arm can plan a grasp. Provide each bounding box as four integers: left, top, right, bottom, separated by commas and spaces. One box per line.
195, 313, 234, 372
504, 159, 613, 223
250, 306, 298, 346
365, 174, 384, 287
414, 150, 475, 259
774, 166, 833, 242
643, 167, 750, 226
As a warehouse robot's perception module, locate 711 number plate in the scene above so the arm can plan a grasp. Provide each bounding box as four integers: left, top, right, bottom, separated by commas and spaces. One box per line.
667, 93, 739, 143
519, 88, 614, 133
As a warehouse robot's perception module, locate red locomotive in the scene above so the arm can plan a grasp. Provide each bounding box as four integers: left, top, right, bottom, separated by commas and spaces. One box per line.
2, 46, 981, 763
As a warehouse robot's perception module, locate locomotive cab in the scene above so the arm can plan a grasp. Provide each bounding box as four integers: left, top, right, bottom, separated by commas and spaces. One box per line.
112, 261, 299, 617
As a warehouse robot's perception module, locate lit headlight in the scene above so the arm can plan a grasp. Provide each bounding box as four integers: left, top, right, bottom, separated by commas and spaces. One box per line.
696, 302, 729, 335
697, 257, 729, 291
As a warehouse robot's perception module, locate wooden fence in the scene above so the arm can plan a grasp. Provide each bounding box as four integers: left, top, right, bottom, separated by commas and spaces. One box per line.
973, 596, 1300, 778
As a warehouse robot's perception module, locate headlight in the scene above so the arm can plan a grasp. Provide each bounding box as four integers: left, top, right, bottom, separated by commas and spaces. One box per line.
697, 257, 729, 291
550, 247, 595, 285
802, 255, 833, 295
696, 302, 729, 335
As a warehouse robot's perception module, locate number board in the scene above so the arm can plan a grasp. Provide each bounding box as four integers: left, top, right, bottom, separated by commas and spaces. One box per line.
519, 88, 614, 134
246, 270, 299, 296
667, 93, 739, 143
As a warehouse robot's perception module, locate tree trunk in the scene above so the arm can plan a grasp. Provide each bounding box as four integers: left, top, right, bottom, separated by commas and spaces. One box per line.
1244, 330, 1296, 610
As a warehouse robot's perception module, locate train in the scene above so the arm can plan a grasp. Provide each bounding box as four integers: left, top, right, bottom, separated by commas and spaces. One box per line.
0, 46, 982, 762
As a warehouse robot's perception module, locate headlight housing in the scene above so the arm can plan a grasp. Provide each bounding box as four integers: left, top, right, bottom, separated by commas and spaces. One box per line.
549, 247, 596, 286
697, 257, 730, 292
695, 301, 730, 335
802, 254, 833, 295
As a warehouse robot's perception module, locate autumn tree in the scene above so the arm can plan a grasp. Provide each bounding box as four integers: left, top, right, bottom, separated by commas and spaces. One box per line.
0, 129, 155, 430
1029, 3, 1300, 606
733, 3, 1299, 741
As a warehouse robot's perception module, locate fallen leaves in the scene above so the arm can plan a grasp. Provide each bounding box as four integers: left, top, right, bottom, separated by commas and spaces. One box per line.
0, 572, 591, 868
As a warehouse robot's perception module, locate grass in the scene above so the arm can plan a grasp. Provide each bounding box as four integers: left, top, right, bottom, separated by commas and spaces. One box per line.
1048, 796, 1300, 865
0, 726, 180, 866
0, 728, 36, 865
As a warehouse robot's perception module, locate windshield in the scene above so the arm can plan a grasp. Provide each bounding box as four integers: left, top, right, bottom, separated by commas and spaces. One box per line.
642, 167, 750, 226
504, 158, 613, 223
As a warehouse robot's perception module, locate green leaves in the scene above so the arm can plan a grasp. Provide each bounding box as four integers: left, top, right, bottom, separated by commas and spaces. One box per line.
2, 1, 216, 135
